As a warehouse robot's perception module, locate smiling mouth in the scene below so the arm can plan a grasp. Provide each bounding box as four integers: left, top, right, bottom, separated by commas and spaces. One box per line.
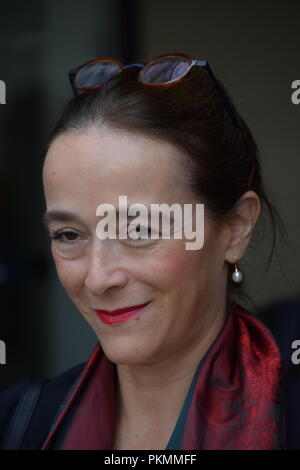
95, 301, 152, 325
95, 301, 152, 316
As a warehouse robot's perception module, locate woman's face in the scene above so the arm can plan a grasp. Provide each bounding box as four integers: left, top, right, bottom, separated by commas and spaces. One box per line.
42, 128, 232, 365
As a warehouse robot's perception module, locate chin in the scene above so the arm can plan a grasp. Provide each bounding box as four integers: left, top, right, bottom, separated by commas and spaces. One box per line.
99, 336, 159, 366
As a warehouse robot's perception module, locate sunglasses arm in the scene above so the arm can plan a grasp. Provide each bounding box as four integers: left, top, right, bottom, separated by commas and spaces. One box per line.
197, 60, 245, 132
68, 68, 79, 96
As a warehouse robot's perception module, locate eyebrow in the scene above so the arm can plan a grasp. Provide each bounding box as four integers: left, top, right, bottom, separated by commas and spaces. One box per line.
42, 208, 149, 228
42, 210, 87, 228
42, 207, 175, 229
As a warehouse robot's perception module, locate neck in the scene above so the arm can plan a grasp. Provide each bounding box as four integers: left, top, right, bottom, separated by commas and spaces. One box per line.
115, 303, 227, 431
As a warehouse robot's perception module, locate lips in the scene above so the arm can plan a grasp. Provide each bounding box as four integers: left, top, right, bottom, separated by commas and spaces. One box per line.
95, 301, 151, 325
95, 301, 151, 316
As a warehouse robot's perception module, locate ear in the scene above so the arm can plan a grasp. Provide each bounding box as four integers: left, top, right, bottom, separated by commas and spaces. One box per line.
223, 191, 261, 263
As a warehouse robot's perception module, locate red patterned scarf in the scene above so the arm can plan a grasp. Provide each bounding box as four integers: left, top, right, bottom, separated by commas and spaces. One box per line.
41, 303, 285, 450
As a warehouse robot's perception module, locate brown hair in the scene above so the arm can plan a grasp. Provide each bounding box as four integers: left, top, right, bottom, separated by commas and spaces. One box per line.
44, 62, 288, 314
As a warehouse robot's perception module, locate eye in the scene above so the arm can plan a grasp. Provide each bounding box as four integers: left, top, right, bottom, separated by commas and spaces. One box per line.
50, 230, 79, 243
128, 224, 151, 239
123, 224, 161, 246
135, 224, 152, 237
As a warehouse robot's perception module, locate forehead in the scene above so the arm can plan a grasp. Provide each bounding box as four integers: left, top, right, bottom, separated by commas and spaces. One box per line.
43, 129, 187, 206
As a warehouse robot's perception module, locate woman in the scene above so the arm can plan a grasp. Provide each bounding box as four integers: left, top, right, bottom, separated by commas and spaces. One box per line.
0, 53, 285, 450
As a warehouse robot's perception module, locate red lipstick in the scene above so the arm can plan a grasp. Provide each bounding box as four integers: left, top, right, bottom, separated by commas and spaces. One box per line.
95, 301, 151, 325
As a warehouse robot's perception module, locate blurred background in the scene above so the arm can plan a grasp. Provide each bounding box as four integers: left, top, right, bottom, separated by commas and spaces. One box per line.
0, 0, 299, 389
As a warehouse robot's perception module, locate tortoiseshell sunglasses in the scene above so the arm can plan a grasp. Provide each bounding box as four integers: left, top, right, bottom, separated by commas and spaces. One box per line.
68, 52, 247, 134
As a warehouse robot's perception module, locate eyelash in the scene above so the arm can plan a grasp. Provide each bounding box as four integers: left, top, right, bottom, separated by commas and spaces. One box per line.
123, 225, 160, 241
50, 230, 79, 243
50, 226, 159, 244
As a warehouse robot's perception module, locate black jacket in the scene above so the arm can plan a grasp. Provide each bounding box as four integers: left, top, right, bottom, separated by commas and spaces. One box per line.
258, 298, 300, 450
0, 362, 85, 449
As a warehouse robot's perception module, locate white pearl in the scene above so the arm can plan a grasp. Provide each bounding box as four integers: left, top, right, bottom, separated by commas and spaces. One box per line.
232, 270, 243, 283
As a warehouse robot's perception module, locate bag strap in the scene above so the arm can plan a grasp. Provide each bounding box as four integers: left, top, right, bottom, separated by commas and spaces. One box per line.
1, 380, 44, 450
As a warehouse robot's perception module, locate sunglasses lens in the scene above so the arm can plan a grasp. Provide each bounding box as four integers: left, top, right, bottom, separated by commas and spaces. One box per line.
140, 56, 191, 85
75, 60, 121, 89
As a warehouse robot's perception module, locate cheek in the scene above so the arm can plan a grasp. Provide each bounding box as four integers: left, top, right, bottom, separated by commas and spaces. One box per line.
150, 237, 221, 301
51, 249, 85, 298
148, 245, 204, 290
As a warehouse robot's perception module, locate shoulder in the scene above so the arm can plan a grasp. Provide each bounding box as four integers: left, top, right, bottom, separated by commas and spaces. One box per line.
0, 361, 86, 449
40, 361, 87, 399
0, 378, 32, 443
258, 298, 300, 329
258, 298, 300, 365
0, 361, 86, 406
258, 298, 300, 450
233, 302, 282, 350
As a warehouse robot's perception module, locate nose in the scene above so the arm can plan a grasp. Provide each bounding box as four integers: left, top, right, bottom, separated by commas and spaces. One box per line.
84, 240, 128, 296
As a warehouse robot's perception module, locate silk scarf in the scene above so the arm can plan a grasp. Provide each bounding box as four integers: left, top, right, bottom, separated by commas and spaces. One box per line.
41, 303, 285, 450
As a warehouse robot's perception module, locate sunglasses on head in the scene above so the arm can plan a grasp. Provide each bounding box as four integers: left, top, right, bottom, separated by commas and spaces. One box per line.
68, 52, 246, 134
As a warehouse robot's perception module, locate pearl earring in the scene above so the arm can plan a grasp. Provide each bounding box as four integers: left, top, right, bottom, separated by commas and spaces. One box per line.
232, 256, 243, 283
